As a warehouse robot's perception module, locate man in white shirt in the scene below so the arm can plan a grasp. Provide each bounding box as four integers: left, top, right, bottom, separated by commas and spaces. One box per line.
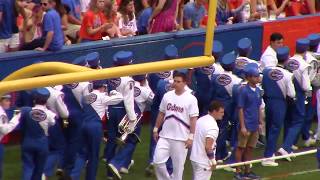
260, 33, 284, 70
190, 101, 224, 180
153, 70, 199, 180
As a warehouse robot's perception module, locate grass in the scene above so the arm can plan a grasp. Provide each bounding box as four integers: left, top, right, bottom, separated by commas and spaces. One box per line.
3, 124, 320, 180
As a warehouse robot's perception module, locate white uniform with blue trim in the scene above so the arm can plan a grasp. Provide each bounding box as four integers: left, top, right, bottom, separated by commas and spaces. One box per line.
154, 90, 199, 180
109, 76, 136, 120
46, 87, 69, 119
0, 106, 22, 137
134, 82, 154, 113
305, 51, 319, 83
288, 54, 312, 91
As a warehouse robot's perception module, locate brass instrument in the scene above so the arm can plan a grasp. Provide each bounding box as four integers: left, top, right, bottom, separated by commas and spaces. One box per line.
116, 113, 143, 145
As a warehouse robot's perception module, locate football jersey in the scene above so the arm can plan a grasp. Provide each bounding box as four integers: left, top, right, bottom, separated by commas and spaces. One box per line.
190, 114, 219, 167
159, 90, 199, 141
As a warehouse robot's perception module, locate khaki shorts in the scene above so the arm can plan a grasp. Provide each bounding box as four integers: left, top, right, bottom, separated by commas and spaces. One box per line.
237, 130, 259, 148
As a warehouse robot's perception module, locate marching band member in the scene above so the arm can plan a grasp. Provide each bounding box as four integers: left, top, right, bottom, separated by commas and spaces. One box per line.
278, 39, 312, 159
261, 46, 296, 167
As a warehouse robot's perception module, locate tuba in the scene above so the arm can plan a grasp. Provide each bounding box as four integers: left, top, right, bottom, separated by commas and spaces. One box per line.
116, 113, 143, 145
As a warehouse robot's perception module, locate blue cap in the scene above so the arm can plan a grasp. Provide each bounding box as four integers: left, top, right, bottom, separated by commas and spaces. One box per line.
72, 56, 87, 66
86, 52, 100, 68
31, 88, 50, 102
237, 38, 252, 55
308, 34, 320, 46
113, 51, 133, 66
244, 63, 260, 77
296, 38, 310, 53
164, 44, 179, 59
132, 74, 146, 81
212, 40, 223, 58
221, 51, 236, 69
92, 80, 107, 89
276, 46, 290, 62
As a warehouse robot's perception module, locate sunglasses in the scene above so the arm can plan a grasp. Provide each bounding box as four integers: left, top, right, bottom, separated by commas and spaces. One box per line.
40, 2, 48, 6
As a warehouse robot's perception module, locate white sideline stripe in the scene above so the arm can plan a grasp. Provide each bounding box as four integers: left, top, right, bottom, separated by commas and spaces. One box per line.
261, 169, 320, 180
216, 149, 317, 169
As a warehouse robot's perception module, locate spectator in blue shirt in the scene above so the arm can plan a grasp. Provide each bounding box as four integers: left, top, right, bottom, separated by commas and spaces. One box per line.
0, 0, 14, 53
234, 63, 263, 180
137, 6, 152, 35
21, 0, 64, 51
183, 0, 206, 29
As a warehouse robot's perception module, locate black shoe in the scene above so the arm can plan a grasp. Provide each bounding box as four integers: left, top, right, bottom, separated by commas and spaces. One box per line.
145, 163, 155, 177
244, 172, 261, 180
234, 172, 244, 180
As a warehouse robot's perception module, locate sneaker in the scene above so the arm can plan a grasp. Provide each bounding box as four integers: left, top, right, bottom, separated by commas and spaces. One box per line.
304, 138, 316, 147
278, 148, 291, 161
291, 145, 299, 150
120, 159, 135, 174
128, 160, 134, 170
108, 163, 122, 180
223, 151, 232, 161
261, 159, 279, 167
119, 167, 129, 174
234, 172, 244, 180
257, 136, 265, 147
244, 172, 260, 179
145, 163, 155, 177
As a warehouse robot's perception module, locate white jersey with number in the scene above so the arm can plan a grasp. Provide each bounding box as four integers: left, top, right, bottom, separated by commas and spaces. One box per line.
190, 114, 219, 167
159, 90, 199, 141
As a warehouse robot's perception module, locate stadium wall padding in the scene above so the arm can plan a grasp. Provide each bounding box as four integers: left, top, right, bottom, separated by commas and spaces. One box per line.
1, 14, 320, 80
262, 14, 320, 55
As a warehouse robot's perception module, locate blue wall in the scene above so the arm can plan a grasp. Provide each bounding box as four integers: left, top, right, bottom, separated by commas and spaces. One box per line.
0, 21, 263, 80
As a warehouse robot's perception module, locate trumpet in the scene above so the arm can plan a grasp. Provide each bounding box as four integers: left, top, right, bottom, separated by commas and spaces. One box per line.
116, 113, 143, 145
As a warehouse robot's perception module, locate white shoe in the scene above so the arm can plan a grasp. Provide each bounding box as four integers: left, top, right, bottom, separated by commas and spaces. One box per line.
223, 166, 236, 172
278, 148, 291, 161
119, 160, 134, 174
128, 160, 134, 170
222, 151, 232, 161
304, 138, 316, 147
119, 167, 129, 174
261, 159, 279, 167
108, 163, 122, 180
291, 145, 299, 150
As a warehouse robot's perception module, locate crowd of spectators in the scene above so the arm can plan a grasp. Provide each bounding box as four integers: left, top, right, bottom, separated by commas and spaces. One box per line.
0, 0, 319, 53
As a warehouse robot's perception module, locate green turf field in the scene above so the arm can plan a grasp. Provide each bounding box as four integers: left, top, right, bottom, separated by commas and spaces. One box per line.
3, 125, 320, 180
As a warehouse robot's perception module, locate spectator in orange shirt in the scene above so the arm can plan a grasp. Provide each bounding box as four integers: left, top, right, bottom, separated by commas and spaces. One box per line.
285, 0, 315, 16
79, 0, 112, 42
